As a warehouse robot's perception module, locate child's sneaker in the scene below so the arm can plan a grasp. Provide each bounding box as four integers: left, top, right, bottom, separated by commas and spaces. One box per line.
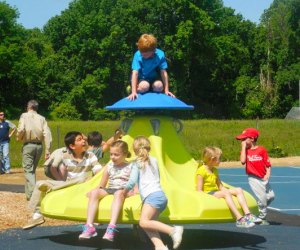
79, 224, 97, 239
236, 216, 255, 228
22, 215, 45, 230
245, 213, 263, 224
170, 226, 184, 249
103, 224, 118, 242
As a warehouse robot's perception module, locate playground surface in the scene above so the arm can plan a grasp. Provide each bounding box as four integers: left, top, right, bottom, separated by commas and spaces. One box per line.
0, 165, 300, 249
0, 212, 299, 250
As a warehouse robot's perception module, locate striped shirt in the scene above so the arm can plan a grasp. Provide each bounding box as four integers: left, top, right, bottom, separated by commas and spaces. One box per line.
62, 150, 102, 180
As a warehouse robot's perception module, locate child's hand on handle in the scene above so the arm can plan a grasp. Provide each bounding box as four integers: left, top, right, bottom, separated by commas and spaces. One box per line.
127, 92, 138, 100
165, 90, 175, 98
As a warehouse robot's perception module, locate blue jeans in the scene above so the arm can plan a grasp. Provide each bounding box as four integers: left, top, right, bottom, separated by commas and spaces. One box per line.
0, 141, 11, 172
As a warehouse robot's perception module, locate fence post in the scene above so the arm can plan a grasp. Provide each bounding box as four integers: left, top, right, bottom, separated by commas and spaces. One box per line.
57, 126, 60, 148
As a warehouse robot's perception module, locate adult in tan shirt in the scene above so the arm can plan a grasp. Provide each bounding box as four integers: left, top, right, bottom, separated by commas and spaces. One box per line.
17, 100, 52, 200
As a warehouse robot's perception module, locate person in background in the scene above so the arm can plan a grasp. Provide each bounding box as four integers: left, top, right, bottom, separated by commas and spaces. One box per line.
0, 111, 16, 174
16, 100, 52, 200
196, 146, 261, 228
127, 34, 175, 100
236, 128, 275, 225
125, 136, 183, 250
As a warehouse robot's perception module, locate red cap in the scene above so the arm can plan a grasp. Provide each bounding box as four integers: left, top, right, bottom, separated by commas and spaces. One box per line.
236, 128, 259, 140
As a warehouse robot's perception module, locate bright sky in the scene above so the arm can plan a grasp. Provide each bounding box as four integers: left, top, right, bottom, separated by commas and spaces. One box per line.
6, 0, 72, 29
6, 0, 273, 29
223, 0, 273, 23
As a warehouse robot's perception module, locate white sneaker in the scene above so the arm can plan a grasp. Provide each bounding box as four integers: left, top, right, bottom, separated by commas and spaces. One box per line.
23, 216, 45, 230
171, 226, 184, 249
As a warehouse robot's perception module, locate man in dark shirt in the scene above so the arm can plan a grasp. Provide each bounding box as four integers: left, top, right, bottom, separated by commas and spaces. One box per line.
0, 111, 16, 174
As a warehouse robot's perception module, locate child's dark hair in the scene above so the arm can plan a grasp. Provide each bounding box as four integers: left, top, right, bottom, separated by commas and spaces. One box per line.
111, 140, 131, 158
87, 131, 103, 147
64, 131, 82, 150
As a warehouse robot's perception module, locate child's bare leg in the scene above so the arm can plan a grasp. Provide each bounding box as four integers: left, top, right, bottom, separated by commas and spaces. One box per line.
137, 80, 150, 93
144, 229, 165, 249
139, 204, 171, 248
152, 80, 164, 92
229, 187, 251, 215
139, 204, 173, 234
214, 190, 243, 220
109, 190, 126, 225
86, 188, 107, 225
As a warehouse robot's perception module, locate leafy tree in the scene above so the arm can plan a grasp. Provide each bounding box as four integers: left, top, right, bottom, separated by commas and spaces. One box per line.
2, 0, 299, 119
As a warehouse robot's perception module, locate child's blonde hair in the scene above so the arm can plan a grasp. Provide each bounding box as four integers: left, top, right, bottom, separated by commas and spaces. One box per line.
202, 147, 222, 165
111, 140, 131, 158
133, 136, 151, 168
137, 34, 157, 52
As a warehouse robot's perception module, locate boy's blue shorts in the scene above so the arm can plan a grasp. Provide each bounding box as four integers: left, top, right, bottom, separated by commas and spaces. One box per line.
143, 191, 168, 212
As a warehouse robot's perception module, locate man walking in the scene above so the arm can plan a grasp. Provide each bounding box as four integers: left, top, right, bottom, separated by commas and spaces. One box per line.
0, 111, 16, 174
16, 100, 52, 200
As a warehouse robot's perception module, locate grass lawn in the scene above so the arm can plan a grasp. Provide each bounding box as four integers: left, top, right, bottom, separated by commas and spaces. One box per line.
7, 118, 300, 168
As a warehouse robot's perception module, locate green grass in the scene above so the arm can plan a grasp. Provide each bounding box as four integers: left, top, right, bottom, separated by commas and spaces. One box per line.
180, 119, 300, 161
8, 119, 300, 168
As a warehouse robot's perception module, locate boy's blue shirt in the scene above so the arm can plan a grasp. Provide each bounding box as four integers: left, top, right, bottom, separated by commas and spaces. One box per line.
131, 48, 168, 82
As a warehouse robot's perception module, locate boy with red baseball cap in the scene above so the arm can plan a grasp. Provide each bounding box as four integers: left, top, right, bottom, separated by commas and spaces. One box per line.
236, 128, 275, 225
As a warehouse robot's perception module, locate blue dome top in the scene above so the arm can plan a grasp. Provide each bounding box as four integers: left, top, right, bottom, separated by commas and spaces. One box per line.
105, 92, 194, 110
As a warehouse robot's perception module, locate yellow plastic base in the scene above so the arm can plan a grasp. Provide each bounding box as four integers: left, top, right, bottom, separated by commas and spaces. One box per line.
41, 115, 258, 223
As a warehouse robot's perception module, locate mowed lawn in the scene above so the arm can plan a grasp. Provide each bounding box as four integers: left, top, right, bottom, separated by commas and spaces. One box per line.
7, 118, 300, 168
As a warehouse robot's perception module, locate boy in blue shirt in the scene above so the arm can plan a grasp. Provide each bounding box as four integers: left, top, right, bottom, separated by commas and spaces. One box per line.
127, 34, 175, 100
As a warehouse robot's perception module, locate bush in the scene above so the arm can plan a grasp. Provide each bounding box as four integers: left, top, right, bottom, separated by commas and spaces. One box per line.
49, 102, 81, 120
269, 146, 288, 158
91, 108, 119, 120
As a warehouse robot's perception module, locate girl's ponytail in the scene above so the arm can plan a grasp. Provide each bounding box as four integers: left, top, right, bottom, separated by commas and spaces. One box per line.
133, 136, 151, 168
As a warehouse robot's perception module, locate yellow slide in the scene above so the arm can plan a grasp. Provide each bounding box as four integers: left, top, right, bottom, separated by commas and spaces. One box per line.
41, 115, 258, 224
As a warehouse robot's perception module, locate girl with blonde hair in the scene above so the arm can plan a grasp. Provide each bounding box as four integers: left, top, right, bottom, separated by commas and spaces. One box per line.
125, 136, 183, 250
196, 146, 262, 228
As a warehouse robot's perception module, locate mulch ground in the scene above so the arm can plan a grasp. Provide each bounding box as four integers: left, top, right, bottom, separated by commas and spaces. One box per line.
0, 168, 80, 231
